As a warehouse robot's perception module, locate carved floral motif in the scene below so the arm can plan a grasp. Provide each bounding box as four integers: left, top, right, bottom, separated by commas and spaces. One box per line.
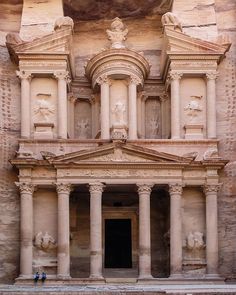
15, 182, 35, 194
206, 72, 218, 80
106, 17, 128, 49
204, 184, 221, 194
16, 70, 32, 80
169, 183, 183, 195
137, 183, 153, 194
89, 182, 104, 194
56, 183, 72, 194
169, 71, 183, 80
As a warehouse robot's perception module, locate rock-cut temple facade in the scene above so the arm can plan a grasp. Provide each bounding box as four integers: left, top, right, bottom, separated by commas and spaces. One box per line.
0, 0, 235, 285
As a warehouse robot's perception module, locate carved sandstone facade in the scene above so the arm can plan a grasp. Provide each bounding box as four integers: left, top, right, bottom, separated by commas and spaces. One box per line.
0, 0, 235, 285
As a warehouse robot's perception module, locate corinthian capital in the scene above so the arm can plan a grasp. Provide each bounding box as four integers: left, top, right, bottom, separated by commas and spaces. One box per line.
203, 184, 221, 195
169, 71, 183, 81
56, 183, 72, 194
15, 182, 35, 194
206, 72, 218, 80
159, 93, 169, 102
96, 75, 111, 85
89, 182, 104, 194
16, 70, 32, 80
137, 183, 153, 194
169, 183, 183, 195
54, 71, 71, 83
129, 75, 142, 86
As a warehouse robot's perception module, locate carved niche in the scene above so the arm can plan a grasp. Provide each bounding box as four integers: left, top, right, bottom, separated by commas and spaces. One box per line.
145, 97, 161, 139
74, 99, 92, 139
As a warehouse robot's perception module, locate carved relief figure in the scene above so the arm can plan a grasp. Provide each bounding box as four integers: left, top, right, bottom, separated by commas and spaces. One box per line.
34, 232, 57, 251
34, 98, 55, 122
184, 96, 203, 122
186, 232, 205, 251
161, 12, 182, 32
106, 17, 128, 49
149, 117, 159, 138
112, 101, 126, 125
77, 119, 90, 139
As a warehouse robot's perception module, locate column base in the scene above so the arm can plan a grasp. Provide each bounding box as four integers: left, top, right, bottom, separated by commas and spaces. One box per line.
205, 273, 222, 280
138, 274, 153, 280
57, 274, 71, 280
169, 273, 183, 279
89, 275, 105, 282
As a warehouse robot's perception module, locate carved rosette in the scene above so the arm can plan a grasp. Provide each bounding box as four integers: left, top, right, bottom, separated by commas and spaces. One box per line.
206, 72, 218, 80
56, 183, 72, 194
169, 71, 183, 81
89, 182, 105, 194
15, 182, 35, 194
54, 71, 71, 84
203, 184, 221, 195
137, 183, 153, 195
16, 70, 32, 80
169, 183, 183, 195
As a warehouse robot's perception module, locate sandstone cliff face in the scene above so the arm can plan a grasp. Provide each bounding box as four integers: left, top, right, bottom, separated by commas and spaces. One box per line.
0, 0, 235, 283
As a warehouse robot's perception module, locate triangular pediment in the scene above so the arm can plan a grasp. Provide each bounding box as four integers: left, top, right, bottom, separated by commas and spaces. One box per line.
6, 27, 73, 64
49, 143, 191, 165
164, 28, 230, 54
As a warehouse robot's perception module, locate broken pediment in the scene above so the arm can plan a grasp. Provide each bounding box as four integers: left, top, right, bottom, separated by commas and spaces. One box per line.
6, 16, 74, 64
49, 143, 191, 165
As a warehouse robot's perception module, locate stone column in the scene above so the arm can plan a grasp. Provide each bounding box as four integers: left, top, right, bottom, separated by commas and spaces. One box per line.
54, 71, 70, 139
169, 183, 183, 277
68, 93, 76, 139
137, 92, 142, 138
206, 72, 218, 139
204, 184, 220, 277
169, 72, 182, 139
16, 70, 32, 138
89, 182, 104, 279
97, 76, 110, 139
128, 76, 140, 140
141, 93, 148, 139
56, 183, 72, 279
137, 183, 153, 279
16, 182, 35, 277
160, 93, 168, 139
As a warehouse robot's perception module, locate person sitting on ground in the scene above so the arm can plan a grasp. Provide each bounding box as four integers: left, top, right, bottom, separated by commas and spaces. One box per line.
33, 272, 40, 286
41, 272, 47, 284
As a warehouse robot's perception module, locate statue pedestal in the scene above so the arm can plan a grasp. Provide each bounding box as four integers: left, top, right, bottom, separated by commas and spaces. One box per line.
184, 124, 203, 139
34, 123, 54, 139
111, 124, 128, 141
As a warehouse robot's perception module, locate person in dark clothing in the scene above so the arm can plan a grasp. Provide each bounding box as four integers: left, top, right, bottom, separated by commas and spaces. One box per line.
33, 272, 40, 286
41, 272, 47, 285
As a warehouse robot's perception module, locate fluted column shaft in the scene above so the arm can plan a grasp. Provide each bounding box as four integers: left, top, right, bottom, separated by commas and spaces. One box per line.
16, 71, 32, 138
169, 183, 183, 277
170, 72, 182, 139
204, 184, 220, 276
128, 76, 140, 139
206, 72, 218, 138
16, 182, 35, 277
54, 71, 70, 139
137, 183, 153, 279
98, 76, 110, 139
56, 183, 71, 278
89, 182, 104, 279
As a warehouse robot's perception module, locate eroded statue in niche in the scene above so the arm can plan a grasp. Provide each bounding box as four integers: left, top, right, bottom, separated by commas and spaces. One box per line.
34, 99, 55, 122
149, 117, 159, 138
161, 12, 182, 32
106, 17, 128, 49
77, 119, 90, 139
34, 232, 57, 251
184, 96, 203, 122
112, 101, 126, 125
186, 232, 205, 251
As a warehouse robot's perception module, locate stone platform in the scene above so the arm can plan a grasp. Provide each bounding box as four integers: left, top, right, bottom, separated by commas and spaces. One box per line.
1, 284, 236, 295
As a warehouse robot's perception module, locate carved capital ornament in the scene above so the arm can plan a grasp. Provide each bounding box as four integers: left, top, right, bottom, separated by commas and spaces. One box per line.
206, 72, 219, 80
203, 184, 221, 195
56, 183, 72, 194
169, 183, 183, 195
169, 71, 183, 81
89, 182, 105, 194
15, 182, 35, 194
137, 183, 153, 194
16, 70, 32, 80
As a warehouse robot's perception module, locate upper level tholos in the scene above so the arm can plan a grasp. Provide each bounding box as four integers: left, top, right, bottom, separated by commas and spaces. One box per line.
6, 13, 230, 141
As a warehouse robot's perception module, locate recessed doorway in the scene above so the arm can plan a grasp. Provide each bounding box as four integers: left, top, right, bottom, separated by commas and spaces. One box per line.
105, 219, 132, 268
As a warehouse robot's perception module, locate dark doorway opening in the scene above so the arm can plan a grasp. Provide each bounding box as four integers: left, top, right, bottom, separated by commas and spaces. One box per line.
105, 219, 132, 268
